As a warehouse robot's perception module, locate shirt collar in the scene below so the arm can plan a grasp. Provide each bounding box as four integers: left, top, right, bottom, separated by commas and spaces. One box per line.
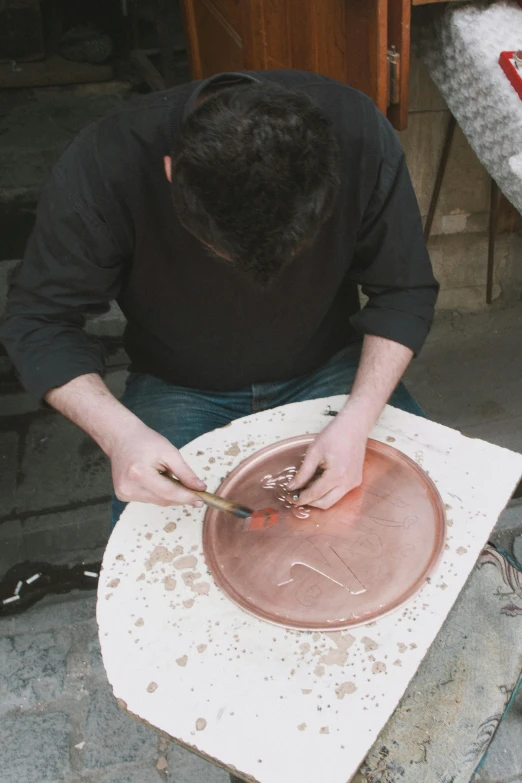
181, 72, 261, 122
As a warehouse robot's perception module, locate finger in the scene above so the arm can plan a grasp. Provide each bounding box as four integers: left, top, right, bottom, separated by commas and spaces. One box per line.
296, 473, 339, 506
287, 447, 322, 491
307, 486, 347, 510
160, 450, 206, 491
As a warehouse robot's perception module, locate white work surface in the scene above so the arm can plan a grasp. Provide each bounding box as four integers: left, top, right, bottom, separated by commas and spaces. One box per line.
97, 397, 522, 783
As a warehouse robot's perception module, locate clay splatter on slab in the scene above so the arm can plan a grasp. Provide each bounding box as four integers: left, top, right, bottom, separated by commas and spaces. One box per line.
361, 636, 378, 653
197, 644, 207, 653
182, 571, 210, 595
320, 632, 355, 666
372, 661, 386, 674
173, 555, 198, 570
196, 718, 207, 731
145, 546, 175, 571
183, 599, 195, 609
164, 576, 177, 591
176, 655, 188, 667
314, 665, 325, 677
182, 571, 201, 586
302, 689, 312, 695
320, 726, 329, 735
163, 522, 177, 533
393, 659, 402, 667
108, 578, 120, 589
135, 618, 144, 627
225, 443, 241, 457
397, 643, 408, 654
192, 581, 210, 595
335, 682, 357, 699
147, 682, 158, 693
456, 546, 467, 555
298, 723, 307, 731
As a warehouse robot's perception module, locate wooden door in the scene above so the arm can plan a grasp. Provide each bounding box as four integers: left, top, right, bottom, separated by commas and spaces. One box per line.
180, 0, 244, 78
241, 0, 389, 115
180, 0, 408, 127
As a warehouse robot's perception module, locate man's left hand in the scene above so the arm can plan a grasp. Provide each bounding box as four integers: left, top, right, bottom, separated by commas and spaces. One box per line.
287, 406, 370, 509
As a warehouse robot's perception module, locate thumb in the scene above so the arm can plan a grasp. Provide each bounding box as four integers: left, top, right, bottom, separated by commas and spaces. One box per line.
288, 447, 321, 491
161, 449, 206, 491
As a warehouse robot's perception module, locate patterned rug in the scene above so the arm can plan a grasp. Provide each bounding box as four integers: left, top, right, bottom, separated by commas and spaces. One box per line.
354, 544, 522, 783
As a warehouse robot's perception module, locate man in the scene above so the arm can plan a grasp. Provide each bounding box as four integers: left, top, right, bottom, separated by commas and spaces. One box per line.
0, 71, 438, 527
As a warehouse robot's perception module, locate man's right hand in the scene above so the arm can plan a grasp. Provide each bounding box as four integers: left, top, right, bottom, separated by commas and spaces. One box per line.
45, 373, 207, 510
107, 419, 207, 507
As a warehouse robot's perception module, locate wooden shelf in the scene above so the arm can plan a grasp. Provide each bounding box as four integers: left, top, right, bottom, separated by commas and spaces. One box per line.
412, 0, 465, 5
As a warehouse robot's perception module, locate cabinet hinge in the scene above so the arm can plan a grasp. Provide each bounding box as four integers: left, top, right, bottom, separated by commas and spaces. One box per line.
387, 45, 401, 106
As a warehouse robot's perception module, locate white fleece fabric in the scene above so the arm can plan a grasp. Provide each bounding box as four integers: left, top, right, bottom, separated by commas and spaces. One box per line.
419, 0, 522, 214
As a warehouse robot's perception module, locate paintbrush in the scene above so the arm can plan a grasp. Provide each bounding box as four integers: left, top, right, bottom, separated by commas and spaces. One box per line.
162, 473, 279, 531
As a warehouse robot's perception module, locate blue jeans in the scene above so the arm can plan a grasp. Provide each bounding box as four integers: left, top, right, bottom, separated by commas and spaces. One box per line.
111, 343, 423, 528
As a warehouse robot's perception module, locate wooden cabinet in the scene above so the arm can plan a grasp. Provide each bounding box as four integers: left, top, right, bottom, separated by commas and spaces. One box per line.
180, 0, 245, 77
180, 0, 457, 130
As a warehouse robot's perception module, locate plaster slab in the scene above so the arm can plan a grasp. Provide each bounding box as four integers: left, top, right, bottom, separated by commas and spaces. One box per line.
97, 397, 522, 783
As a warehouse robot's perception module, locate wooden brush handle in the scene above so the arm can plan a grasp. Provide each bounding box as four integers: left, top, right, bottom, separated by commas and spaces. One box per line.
162, 474, 253, 519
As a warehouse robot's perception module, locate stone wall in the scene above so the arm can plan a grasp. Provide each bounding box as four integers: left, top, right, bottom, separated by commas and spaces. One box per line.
400, 53, 522, 311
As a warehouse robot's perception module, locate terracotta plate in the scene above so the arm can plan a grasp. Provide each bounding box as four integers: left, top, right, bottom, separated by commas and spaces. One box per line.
202, 436, 446, 630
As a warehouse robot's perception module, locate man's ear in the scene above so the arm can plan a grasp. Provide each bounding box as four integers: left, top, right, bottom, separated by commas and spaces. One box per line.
163, 155, 173, 182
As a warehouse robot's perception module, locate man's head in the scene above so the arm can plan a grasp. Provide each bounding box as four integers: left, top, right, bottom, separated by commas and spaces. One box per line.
167, 82, 340, 285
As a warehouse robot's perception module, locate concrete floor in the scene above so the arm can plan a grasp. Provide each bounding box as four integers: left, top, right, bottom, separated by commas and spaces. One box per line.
0, 306, 521, 783
406, 306, 522, 455
405, 307, 522, 783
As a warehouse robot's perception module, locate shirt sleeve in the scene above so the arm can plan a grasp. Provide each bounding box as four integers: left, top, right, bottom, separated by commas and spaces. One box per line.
0, 126, 125, 401
349, 113, 439, 356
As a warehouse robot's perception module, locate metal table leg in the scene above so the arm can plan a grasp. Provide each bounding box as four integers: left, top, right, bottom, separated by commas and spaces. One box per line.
424, 113, 456, 243
486, 177, 500, 305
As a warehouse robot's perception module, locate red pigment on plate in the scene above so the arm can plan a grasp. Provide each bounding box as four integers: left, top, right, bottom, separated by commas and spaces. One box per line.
246, 508, 279, 531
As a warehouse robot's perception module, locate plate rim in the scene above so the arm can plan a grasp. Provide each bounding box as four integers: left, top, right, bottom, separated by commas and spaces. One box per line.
202, 435, 447, 631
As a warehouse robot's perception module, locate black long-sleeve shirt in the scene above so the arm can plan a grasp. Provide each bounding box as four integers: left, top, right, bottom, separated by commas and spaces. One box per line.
0, 70, 438, 401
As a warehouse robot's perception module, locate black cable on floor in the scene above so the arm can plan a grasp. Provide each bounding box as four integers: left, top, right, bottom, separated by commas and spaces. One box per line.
0, 560, 101, 615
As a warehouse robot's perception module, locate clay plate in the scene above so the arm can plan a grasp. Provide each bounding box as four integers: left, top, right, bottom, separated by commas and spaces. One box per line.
202, 436, 446, 630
